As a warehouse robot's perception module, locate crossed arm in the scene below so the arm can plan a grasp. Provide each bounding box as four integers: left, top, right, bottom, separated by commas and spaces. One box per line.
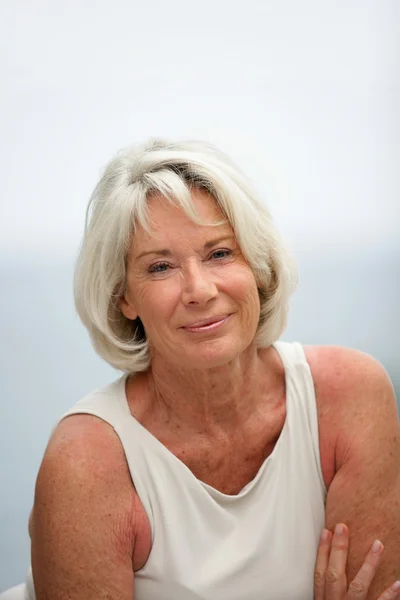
311, 347, 400, 599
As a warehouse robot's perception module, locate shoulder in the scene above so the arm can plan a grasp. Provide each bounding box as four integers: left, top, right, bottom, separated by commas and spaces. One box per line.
303, 344, 399, 471
303, 344, 396, 413
303, 344, 393, 392
42, 412, 129, 476
40, 375, 131, 484
32, 413, 137, 543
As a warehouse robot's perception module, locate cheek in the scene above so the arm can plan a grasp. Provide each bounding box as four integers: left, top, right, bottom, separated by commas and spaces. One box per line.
135, 282, 179, 324
237, 277, 261, 321
246, 286, 262, 318
229, 269, 260, 302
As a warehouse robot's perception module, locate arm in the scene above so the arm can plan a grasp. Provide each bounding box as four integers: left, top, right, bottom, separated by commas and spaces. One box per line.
313, 347, 400, 599
30, 414, 137, 599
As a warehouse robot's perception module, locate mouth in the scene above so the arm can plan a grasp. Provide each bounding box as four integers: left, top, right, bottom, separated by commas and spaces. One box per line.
181, 314, 231, 333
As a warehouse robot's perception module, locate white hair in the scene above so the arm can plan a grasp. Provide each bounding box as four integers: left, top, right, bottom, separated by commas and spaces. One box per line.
74, 138, 298, 372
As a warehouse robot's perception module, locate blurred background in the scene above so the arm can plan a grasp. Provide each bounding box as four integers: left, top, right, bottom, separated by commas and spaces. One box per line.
0, 0, 399, 591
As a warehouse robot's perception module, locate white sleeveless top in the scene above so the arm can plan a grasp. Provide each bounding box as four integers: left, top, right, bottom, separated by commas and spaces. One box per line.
26, 341, 327, 599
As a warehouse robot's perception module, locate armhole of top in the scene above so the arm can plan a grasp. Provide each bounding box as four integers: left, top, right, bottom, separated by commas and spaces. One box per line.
273, 340, 328, 497
296, 343, 328, 497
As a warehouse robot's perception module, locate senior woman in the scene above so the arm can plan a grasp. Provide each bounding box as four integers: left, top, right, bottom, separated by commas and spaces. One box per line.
19, 139, 400, 599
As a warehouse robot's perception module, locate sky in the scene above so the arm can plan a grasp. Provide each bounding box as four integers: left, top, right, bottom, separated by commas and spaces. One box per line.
1, 0, 399, 259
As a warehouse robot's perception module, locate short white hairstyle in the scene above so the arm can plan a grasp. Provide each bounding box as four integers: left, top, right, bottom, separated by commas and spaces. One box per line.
74, 138, 298, 372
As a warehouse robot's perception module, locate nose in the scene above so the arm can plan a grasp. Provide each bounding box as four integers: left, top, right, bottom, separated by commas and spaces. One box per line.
181, 262, 218, 306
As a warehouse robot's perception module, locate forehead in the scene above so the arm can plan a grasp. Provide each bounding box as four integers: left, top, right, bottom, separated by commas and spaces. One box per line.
133, 189, 233, 247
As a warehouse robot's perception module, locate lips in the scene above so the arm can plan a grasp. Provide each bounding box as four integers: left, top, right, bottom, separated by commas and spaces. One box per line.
182, 315, 229, 329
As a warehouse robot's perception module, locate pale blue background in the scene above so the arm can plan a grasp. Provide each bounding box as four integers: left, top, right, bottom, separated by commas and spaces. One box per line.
1, 0, 399, 592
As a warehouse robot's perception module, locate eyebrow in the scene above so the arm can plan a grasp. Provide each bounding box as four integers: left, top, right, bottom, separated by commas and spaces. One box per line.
135, 236, 235, 261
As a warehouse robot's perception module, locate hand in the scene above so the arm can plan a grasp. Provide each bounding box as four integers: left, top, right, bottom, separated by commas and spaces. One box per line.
314, 523, 400, 599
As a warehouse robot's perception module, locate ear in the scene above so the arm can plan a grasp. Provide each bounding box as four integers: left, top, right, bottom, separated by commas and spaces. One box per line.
119, 293, 138, 321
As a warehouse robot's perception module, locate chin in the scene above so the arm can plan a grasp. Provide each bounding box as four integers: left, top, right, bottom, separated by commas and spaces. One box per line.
182, 340, 248, 370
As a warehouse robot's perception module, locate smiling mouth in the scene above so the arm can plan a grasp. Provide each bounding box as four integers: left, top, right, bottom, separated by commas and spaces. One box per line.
181, 314, 231, 333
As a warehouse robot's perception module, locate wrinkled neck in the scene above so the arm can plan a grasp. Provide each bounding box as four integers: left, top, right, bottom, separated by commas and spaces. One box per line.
146, 344, 280, 434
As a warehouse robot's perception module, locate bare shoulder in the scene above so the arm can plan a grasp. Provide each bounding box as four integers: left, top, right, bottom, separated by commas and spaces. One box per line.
32, 412, 140, 545
303, 344, 395, 400
30, 414, 138, 599
40, 412, 131, 477
35, 413, 137, 510
303, 344, 398, 439
302, 345, 399, 485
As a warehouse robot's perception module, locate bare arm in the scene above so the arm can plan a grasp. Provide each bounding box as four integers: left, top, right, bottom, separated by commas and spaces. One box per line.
315, 348, 400, 599
30, 414, 137, 599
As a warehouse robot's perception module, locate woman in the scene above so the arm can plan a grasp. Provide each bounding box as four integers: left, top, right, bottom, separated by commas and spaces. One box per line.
24, 139, 400, 598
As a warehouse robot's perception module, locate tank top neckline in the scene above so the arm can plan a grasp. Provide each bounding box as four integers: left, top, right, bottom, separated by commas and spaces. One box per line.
114, 342, 294, 500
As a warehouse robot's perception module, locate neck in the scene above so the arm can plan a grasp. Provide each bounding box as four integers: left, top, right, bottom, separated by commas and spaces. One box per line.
144, 344, 282, 435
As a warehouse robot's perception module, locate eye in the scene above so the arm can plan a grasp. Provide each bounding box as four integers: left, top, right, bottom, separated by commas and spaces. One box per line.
148, 262, 171, 274
210, 249, 233, 260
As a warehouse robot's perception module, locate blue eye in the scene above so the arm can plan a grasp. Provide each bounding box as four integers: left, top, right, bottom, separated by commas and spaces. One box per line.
148, 262, 170, 274
210, 249, 232, 260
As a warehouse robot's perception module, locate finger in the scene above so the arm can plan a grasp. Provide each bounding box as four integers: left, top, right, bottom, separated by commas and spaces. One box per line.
314, 528, 333, 600
346, 539, 384, 599
378, 580, 400, 600
326, 523, 349, 600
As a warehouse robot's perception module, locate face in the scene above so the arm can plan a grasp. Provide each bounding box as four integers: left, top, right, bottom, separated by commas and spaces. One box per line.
120, 188, 261, 369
